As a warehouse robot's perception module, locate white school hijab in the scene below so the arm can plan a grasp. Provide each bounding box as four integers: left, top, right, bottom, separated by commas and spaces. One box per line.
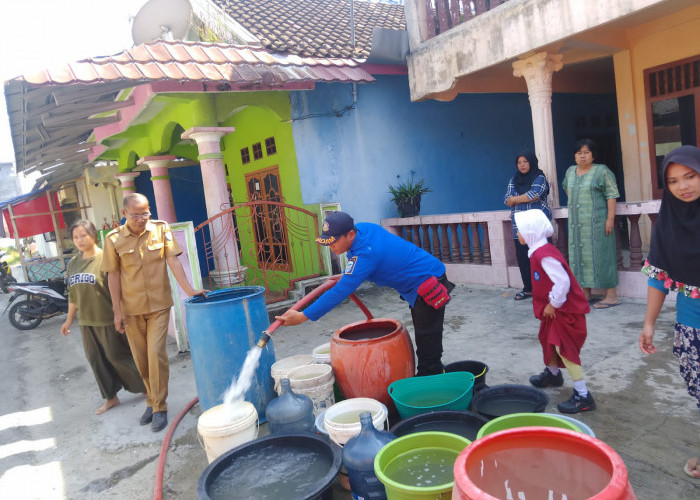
514, 209, 569, 307
513, 209, 553, 255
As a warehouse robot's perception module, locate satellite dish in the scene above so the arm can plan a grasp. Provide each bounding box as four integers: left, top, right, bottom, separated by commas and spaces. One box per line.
132, 0, 193, 45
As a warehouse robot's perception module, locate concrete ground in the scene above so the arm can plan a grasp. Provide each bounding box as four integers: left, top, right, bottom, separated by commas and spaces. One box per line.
1, 283, 699, 500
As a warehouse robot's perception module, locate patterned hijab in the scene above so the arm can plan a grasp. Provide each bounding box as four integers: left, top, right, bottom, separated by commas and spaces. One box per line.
513, 150, 547, 196
647, 145, 700, 287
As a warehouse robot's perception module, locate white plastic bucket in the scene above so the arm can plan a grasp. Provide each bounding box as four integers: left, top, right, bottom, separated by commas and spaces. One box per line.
270, 354, 314, 395
197, 402, 258, 464
287, 363, 335, 416
315, 409, 329, 436
312, 342, 331, 364
323, 398, 388, 446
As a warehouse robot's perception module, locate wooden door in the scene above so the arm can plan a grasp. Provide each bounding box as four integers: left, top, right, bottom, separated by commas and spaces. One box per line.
245, 166, 291, 271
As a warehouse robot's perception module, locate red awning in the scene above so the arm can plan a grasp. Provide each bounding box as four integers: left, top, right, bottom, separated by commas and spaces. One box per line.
2, 192, 65, 238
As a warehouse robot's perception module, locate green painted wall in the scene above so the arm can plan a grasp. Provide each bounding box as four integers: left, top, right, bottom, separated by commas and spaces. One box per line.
219, 93, 320, 290
97, 90, 321, 291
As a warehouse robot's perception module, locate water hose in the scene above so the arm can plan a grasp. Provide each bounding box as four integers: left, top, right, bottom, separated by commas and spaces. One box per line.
257, 274, 373, 348
154, 276, 374, 498
153, 396, 199, 500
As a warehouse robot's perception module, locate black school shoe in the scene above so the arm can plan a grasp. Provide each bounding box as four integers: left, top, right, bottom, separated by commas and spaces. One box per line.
529, 368, 564, 388
557, 389, 596, 414
152, 411, 168, 432
139, 407, 153, 425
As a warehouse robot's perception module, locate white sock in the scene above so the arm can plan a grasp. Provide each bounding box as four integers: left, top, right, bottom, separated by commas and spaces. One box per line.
573, 380, 588, 397
547, 366, 560, 376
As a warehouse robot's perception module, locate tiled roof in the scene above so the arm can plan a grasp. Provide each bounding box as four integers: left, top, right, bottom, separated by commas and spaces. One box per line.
211, 0, 406, 58
5, 40, 375, 175
15, 39, 375, 87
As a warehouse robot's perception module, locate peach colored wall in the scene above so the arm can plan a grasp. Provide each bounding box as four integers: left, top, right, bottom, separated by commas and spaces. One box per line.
615, 5, 700, 203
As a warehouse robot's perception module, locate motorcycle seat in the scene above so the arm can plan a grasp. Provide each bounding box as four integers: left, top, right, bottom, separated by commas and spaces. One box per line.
12, 280, 66, 295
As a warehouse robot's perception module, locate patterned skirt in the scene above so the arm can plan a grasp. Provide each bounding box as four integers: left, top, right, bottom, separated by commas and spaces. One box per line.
673, 322, 700, 406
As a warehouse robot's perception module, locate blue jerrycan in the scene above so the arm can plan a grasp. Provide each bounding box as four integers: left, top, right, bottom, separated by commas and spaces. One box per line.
342, 411, 396, 500
264, 378, 315, 435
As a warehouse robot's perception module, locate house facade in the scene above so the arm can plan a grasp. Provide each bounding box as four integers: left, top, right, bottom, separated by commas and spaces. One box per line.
7, 0, 695, 297
404, 0, 700, 204
376, 0, 700, 297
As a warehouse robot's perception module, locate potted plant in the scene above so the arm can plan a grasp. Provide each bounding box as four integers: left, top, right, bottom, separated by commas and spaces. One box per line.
388, 175, 431, 218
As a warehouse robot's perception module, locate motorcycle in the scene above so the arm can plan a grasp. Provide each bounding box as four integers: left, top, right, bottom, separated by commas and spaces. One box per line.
0, 251, 17, 293
3, 279, 68, 330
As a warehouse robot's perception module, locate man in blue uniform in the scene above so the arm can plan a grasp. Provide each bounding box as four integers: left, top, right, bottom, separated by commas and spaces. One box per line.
276, 212, 454, 376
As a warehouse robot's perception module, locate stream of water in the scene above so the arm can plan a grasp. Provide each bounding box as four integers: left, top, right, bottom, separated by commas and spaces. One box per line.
221, 345, 263, 415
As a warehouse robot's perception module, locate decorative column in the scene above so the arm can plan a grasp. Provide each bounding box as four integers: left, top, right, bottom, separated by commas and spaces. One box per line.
513, 52, 564, 207
114, 171, 141, 198
181, 126, 244, 286
137, 155, 177, 223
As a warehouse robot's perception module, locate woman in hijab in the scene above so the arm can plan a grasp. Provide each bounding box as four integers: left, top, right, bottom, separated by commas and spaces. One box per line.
639, 145, 700, 478
505, 150, 551, 300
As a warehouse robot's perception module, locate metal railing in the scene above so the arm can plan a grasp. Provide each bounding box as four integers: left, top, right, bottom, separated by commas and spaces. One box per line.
193, 200, 323, 303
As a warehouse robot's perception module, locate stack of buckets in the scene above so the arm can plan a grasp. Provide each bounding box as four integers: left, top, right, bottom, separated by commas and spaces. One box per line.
270, 354, 315, 395
270, 346, 337, 417
287, 363, 335, 416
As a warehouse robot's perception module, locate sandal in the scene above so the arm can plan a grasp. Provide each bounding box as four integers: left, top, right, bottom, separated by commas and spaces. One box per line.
685, 457, 700, 478
514, 291, 532, 301
593, 301, 621, 309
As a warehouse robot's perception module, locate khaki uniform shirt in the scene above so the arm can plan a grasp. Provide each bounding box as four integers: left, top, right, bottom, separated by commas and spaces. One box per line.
101, 220, 182, 316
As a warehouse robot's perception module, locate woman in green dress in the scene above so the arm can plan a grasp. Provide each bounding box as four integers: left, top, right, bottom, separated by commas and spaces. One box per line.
61, 220, 145, 415
562, 139, 620, 309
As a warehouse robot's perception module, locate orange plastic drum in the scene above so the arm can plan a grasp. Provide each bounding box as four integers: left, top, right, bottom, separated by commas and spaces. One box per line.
330, 318, 415, 409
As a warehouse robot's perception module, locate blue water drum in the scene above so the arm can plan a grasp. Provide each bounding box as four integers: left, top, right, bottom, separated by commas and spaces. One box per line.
184, 287, 276, 420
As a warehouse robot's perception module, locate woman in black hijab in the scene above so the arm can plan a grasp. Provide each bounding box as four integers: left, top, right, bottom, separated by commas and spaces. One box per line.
504, 150, 551, 300
639, 145, 700, 478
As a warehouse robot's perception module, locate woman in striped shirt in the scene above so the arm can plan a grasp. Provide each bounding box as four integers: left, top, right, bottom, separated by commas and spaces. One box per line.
505, 150, 551, 300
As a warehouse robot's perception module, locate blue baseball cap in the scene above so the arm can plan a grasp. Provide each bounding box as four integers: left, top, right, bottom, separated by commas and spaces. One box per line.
316, 212, 355, 245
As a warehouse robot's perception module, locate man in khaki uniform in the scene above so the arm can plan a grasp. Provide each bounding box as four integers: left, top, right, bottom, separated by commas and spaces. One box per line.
102, 193, 205, 432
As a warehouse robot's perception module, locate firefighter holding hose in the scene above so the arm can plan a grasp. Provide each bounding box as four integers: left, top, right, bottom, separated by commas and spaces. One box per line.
275, 212, 454, 376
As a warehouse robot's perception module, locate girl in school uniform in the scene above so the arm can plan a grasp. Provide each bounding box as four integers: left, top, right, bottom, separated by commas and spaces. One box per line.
514, 209, 594, 414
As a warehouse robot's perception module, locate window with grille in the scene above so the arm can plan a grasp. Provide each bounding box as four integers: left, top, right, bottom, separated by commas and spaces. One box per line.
265, 137, 277, 156
647, 59, 700, 98
240, 147, 250, 164
252, 142, 263, 160
644, 55, 700, 198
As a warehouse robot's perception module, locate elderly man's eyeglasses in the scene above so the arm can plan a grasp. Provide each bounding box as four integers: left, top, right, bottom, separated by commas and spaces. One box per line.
128, 211, 151, 220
